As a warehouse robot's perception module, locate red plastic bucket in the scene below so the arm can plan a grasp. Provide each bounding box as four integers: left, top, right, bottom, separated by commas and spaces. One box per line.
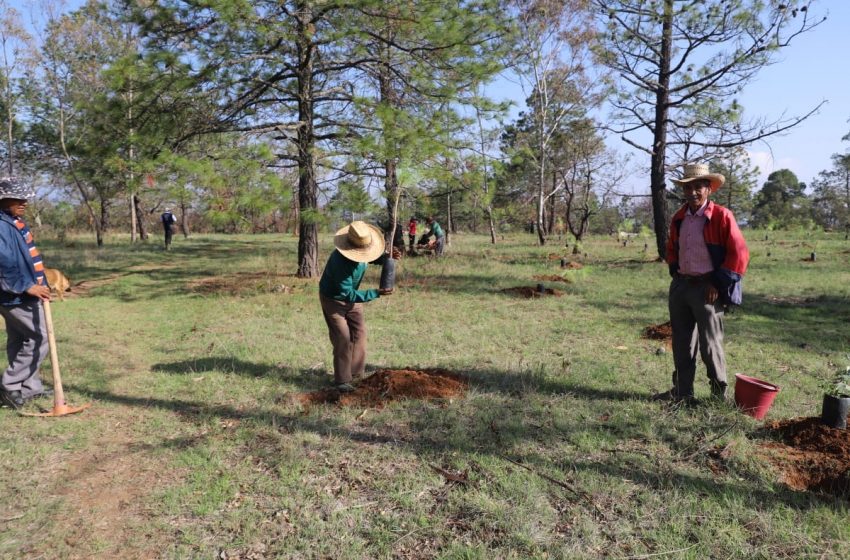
734, 373, 780, 420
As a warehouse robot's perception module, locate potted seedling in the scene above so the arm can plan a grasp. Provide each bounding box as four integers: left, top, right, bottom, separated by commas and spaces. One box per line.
821, 365, 850, 429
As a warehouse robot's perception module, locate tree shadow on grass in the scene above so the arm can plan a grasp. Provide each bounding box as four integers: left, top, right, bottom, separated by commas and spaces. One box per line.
151, 356, 326, 381
64, 379, 844, 513
740, 293, 850, 354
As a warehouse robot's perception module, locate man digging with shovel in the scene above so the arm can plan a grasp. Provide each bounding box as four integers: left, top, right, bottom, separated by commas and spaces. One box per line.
653, 163, 749, 405
319, 221, 400, 393
0, 178, 53, 409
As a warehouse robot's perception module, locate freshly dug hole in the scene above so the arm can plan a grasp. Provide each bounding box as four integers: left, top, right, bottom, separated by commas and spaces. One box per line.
298, 368, 468, 408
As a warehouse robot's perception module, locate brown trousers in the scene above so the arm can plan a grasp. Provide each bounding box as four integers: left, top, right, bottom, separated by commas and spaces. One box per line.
320, 295, 367, 384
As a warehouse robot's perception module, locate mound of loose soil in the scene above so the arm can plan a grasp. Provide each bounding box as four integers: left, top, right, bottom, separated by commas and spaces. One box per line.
501, 286, 564, 298
532, 274, 571, 284
755, 417, 850, 495
642, 321, 672, 342
562, 261, 583, 269
298, 368, 468, 408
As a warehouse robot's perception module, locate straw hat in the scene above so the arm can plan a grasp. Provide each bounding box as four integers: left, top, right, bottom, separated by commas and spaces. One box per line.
0, 177, 35, 201
670, 163, 725, 193
334, 221, 386, 263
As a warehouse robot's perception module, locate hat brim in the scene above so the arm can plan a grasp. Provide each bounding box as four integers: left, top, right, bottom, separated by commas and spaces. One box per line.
671, 173, 725, 193
333, 223, 386, 263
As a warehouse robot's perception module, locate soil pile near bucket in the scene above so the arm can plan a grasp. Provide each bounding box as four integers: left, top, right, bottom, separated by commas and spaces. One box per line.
642, 321, 672, 344
298, 369, 467, 408
501, 286, 564, 298
734, 374, 780, 420
755, 417, 850, 495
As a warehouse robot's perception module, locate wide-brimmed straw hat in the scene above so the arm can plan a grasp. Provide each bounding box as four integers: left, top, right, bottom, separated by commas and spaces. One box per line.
670, 163, 725, 193
334, 221, 386, 263
0, 177, 35, 201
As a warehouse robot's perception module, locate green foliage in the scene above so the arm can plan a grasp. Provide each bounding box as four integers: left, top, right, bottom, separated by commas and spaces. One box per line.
751, 169, 811, 229
825, 363, 850, 398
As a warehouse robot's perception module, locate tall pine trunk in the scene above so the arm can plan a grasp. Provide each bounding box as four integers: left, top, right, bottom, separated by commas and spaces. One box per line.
295, 3, 319, 277
650, 0, 674, 259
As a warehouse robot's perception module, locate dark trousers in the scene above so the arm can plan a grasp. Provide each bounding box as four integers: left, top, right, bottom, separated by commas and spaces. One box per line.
320, 295, 367, 384
668, 276, 727, 397
164, 227, 173, 249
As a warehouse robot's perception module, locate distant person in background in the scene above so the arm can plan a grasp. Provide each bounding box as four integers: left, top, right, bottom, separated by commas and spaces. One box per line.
0, 178, 53, 409
407, 217, 417, 254
161, 207, 177, 250
319, 221, 400, 393
653, 163, 749, 404
420, 216, 445, 256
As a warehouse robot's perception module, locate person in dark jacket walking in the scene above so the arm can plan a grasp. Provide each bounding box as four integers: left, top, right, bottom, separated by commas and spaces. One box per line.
653, 163, 750, 404
319, 221, 400, 392
161, 208, 177, 250
0, 178, 53, 409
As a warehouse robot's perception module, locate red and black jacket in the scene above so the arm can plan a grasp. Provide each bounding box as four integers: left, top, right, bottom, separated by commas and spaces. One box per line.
666, 201, 750, 305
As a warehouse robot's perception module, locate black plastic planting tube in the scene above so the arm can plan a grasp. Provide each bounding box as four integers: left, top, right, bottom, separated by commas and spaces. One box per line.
379, 256, 396, 291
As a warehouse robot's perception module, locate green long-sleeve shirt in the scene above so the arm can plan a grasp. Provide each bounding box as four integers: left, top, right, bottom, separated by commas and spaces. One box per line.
423, 221, 444, 240
319, 250, 380, 303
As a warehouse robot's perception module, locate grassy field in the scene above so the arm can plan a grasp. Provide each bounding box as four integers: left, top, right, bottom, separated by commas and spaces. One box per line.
1, 228, 849, 559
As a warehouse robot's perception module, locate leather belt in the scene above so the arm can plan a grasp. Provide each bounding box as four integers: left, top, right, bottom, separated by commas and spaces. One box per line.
676, 272, 711, 284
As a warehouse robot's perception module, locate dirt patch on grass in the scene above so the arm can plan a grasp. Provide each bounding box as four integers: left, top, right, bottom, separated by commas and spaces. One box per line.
188, 272, 303, 296
17, 406, 181, 558
501, 286, 564, 298
60, 274, 127, 299
532, 274, 571, 283
755, 417, 850, 495
642, 321, 672, 343
562, 261, 583, 269
298, 368, 468, 409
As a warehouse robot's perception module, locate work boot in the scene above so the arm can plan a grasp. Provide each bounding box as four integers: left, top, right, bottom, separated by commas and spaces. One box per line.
651, 388, 697, 407
710, 380, 728, 400
334, 383, 356, 394
1, 390, 24, 409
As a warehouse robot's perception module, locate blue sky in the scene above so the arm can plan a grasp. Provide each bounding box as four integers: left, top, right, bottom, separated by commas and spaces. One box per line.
8, 0, 848, 192
488, 2, 850, 191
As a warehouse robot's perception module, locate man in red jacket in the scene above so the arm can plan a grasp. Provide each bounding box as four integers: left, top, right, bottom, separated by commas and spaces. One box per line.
654, 163, 750, 404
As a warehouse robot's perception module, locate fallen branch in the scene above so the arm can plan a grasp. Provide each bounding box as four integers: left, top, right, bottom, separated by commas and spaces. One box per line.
678, 418, 741, 462
429, 464, 471, 485
501, 456, 582, 499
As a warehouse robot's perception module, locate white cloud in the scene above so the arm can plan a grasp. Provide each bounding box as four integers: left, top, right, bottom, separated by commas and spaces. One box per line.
746, 150, 805, 189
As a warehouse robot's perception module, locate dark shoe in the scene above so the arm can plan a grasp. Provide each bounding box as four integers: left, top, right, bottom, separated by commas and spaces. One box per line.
651, 388, 680, 402
710, 381, 728, 400
652, 388, 697, 406
1, 390, 25, 409
24, 389, 54, 402
334, 383, 356, 393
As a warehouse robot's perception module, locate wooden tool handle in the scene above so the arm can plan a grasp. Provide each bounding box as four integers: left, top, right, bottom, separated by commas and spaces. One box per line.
42, 300, 65, 407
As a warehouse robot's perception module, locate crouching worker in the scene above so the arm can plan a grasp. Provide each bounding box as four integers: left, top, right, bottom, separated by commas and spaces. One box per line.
418, 216, 445, 256
0, 178, 52, 409
319, 221, 400, 393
